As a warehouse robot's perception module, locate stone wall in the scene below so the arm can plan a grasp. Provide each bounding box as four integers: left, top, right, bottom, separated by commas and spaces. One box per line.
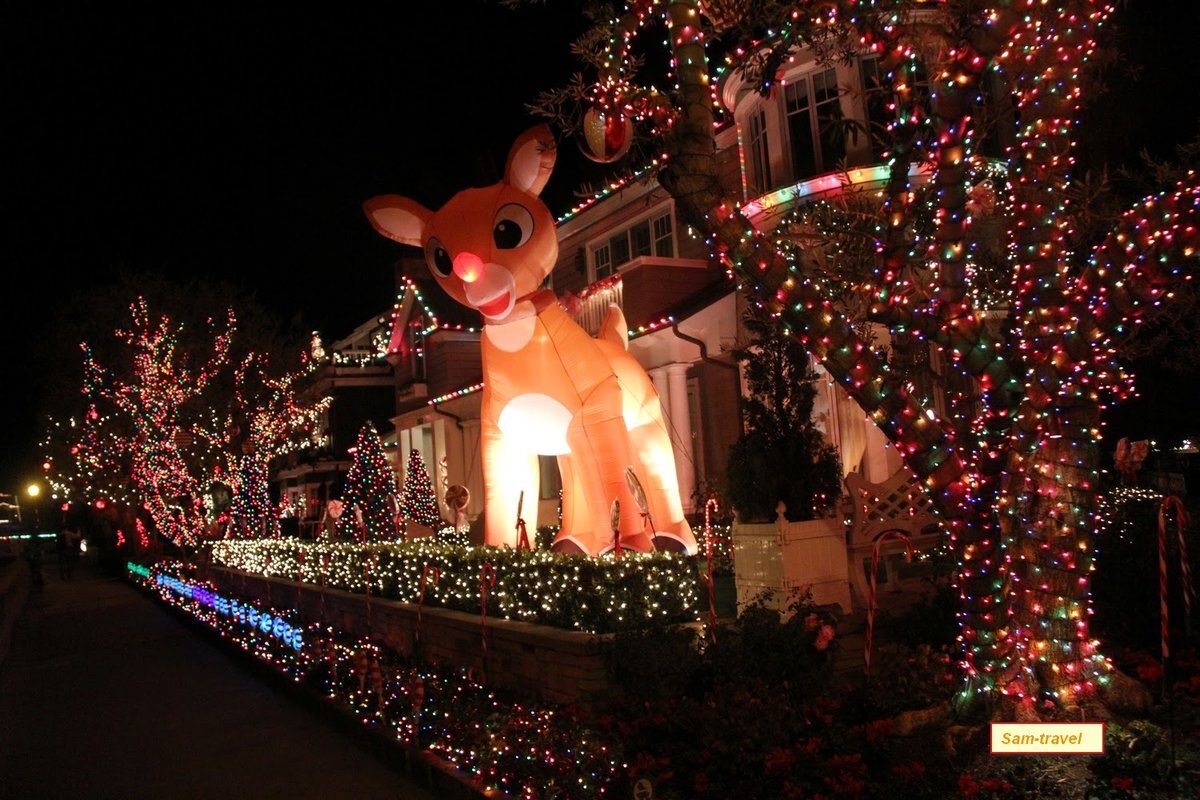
209, 567, 616, 710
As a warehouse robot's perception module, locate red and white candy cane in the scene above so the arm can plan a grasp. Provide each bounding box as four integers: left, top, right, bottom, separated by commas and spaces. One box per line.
480, 563, 496, 665
295, 547, 306, 610
319, 552, 331, 619
865, 530, 914, 676
704, 498, 720, 641
363, 552, 379, 633
1159, 496, 1194, 658
264, 552, 273, 605
416, 565, 440, 650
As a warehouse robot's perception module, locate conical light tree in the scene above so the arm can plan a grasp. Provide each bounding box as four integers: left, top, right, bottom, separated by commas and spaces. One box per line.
531, 0, 1199, 704
401, 449, 442, 529
339, 423, 400, 542
228, 454, 272, 536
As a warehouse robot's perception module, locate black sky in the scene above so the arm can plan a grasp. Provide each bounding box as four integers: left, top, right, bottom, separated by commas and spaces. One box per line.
2, 2, 1198, 493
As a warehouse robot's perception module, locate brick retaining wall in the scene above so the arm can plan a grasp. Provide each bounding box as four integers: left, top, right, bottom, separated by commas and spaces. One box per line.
208, 566, 617, 710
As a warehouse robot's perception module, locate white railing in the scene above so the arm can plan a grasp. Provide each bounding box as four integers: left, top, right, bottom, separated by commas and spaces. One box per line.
566, 277, 624, 336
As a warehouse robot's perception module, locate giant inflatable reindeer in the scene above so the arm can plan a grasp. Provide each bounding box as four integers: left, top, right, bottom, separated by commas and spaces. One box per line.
365, 125, 696, 556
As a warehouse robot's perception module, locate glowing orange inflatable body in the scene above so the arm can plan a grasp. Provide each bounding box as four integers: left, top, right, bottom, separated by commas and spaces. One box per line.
366, 125, 696, 556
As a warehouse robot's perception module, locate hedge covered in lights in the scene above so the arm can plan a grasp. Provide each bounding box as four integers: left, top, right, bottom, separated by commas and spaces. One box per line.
129, 561, 622, 797
209, 539, 700, 633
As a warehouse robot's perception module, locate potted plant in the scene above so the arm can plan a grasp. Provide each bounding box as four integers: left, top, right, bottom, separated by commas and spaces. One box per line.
726, 314, 850, 612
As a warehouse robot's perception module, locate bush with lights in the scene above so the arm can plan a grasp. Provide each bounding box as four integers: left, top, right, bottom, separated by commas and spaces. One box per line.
210, 538, 699, 633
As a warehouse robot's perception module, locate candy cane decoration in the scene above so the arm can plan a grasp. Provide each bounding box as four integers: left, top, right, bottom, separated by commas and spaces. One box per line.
319, 551, 331, 620
610, 499, 622, 560
1159, 496, 1194, 657
264, 552, 273, 605
704, 498, 719, 641
480, 563, 496, 674
295, 547, 306, 610
363, 551, 379, 633
416, 565, 440, 652
865, 530, 914, 676
515, 491, 531, 551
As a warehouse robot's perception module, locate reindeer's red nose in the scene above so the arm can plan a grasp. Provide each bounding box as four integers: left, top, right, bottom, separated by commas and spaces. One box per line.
452, 252, 484, 283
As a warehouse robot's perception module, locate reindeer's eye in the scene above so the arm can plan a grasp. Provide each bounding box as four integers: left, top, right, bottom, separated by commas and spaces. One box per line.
492, 204, 534, 249
425, 237, 453, 278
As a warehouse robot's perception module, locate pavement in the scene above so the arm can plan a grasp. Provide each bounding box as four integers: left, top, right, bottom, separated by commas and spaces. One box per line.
0, 552, 436, 800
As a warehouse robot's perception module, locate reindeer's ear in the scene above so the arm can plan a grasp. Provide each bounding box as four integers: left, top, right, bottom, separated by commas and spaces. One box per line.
363, 195, 432, 247
504, 124, 556, 196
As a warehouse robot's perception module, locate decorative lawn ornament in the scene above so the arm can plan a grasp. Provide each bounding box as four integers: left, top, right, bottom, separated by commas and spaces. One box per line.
445, 484, 470, 533
365, 125, 696, 556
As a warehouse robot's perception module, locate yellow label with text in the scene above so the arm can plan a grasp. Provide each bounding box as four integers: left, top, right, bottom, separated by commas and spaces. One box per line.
990, 722, 1104, 754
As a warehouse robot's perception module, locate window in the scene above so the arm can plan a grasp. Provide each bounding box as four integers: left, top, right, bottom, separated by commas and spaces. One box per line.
591, 210, 675, 280
746, 107, 771, 196
785, 67, 846, 179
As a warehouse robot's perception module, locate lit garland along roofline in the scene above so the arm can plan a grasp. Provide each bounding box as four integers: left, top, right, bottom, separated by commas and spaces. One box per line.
427, 382, 485, 406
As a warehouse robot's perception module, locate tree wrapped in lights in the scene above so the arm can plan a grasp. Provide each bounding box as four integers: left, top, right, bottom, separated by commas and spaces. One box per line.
80, 297, 234, 545
339, 423, 400, 542
228, 454, 273, 537
45, 294, 329, 546
223, 351, 332, 538
532, 0, 1200, 703
401, 449, 442, 530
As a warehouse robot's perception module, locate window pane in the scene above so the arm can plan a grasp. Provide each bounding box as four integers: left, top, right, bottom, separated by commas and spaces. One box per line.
748, 108, 772, 194
594, 244, 612, 279
610, 232, 631, 268
786, 82, 817, 179
814, 68, 845, 170
652, 214, 674, 257
630, 221, 652, 258
785, 81, 809, 113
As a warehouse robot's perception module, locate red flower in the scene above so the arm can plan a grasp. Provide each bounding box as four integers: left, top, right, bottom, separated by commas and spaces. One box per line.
1133, 656, 1163, 682
765, 747, 796, 775
815, 624, 836, 651
1111, 776, 1135, 792
693, 772, 709, 796
958, 773, 981, 798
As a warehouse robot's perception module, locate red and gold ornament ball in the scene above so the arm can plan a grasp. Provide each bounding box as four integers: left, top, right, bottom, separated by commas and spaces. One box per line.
578, 106, 633, 164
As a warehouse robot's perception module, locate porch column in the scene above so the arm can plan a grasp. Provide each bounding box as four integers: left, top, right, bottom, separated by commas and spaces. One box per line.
665, 363, 696, 513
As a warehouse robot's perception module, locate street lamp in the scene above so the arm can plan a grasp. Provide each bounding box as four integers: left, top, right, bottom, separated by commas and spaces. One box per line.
25, 482, 42, 530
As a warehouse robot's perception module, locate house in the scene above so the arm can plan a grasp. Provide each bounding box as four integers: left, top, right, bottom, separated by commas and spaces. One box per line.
274, 315, 396, 538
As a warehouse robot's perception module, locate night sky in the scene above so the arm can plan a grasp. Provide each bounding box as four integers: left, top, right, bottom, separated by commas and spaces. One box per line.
2, 2, 1197, 493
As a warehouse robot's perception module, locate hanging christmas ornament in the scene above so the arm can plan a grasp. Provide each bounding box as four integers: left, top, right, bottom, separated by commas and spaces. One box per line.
578, 105, 633, 164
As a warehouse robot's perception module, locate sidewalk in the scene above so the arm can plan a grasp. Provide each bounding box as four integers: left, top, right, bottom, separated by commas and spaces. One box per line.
0, 555, 435, 800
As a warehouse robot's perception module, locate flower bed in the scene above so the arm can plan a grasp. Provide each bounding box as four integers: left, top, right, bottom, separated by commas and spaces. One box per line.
209, 539, 699, 633
129, 560, 622, 798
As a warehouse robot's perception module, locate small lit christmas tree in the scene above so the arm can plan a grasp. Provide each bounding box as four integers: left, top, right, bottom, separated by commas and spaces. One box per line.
401, 449, 441, 529
339, 423, 399, 542
229, 454, 274, 536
